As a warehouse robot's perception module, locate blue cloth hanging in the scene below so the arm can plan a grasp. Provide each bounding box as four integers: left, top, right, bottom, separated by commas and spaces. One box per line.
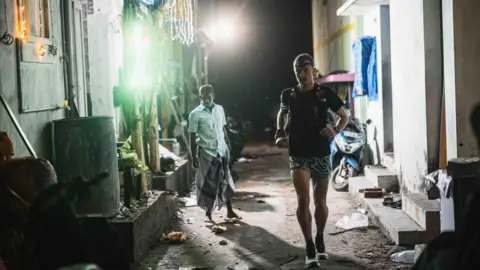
352, 36, 375, 98
367, 39, 378, 101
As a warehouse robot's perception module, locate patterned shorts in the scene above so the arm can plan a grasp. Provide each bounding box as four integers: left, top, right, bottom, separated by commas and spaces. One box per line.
289, 155, 331, 180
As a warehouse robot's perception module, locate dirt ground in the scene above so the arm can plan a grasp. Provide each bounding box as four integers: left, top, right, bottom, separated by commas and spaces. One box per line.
134, 146, 412, 270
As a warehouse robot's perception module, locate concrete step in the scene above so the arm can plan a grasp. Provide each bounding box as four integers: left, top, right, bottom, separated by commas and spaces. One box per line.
364, 166, 399, 192
362, 197, 431, 245
349, 177, 434, 246
402, 193, 441, 238
382, 152, 396, 173
348, 176, 376, 199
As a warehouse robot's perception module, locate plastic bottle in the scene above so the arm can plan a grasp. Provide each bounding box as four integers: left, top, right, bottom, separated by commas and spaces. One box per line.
172, 141, 180, 156
391, 250, 415, 264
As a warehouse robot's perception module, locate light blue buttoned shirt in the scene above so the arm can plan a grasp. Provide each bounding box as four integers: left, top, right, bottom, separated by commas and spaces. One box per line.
188, 103, 228, 158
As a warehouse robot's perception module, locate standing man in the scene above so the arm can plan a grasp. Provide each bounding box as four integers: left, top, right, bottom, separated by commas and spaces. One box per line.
188, 84, 241, 223
275, 54, 349, 268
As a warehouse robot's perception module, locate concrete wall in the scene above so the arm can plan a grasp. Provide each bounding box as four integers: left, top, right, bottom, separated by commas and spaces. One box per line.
360, 8, 384, 165
360, 6, 393, 164
312, 0, 442, 193
311, 0, 357, 75
389, 0, 442, 192
443, 0, 480, 159
311, 1, 393, 165
87, 0, 122, 137
0, 0, 67, 159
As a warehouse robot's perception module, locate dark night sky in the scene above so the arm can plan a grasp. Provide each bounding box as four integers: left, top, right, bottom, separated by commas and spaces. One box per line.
208, 0, 313, 127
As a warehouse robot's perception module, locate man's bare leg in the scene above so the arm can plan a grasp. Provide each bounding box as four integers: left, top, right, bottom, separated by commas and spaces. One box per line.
313, 177, 329, 259
292, 169, 316, 260
205, 201, 241, 223
205, 209, 215, 223
226, 200, 242, 219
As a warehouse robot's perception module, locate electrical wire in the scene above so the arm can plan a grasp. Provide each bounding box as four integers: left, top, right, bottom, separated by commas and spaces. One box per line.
0, 0, 14, 46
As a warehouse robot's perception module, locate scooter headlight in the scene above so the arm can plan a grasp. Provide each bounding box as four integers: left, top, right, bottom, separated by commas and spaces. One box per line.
334, 136, 363, 154
334, 136, 348, 152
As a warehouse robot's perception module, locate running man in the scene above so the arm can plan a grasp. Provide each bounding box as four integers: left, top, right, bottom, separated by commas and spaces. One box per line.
275, 54, 349, 268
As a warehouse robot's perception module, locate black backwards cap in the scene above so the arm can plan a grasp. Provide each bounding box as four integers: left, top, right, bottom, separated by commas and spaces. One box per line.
293, 53, 314, 68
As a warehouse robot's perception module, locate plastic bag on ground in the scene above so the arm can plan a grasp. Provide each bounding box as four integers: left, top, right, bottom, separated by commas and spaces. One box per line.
391, 250, 415, 264
335, 212, 369, 230
178, 196, 197, 207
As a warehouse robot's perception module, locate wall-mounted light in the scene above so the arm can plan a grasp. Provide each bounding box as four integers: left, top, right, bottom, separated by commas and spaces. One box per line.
19, 30, 26, 40
37, 44, 47, 56
16, 0, 29, 41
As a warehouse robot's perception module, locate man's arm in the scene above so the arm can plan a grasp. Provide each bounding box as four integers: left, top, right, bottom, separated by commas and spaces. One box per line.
221, 107, 231, 149
325, 88, 349, 134
276, 90, 289, 138
334, 107, 349, 132
277, 110, 288, 131
187, 112, 199, 160
223, 127, 231, 148
190, 134, 198, 159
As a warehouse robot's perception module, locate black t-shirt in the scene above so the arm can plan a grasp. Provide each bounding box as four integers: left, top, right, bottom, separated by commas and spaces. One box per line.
280, 84, 344, 158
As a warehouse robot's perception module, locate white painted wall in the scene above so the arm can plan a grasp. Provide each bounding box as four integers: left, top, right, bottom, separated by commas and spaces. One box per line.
87, 0, 123, 137
312, 0, 443, 193
311, 0, 356, 75
311, 2, 390, 166
360, 6, 394, 165
390, 0, 428, 192
362, 8, 384, 165
389, 0, 442, 192
443, 0, 480, 159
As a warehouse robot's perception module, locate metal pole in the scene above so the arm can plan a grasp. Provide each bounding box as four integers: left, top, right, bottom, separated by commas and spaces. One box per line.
0, 94, 37, 157
61, 0, 79, 118
204, 49, 209, 84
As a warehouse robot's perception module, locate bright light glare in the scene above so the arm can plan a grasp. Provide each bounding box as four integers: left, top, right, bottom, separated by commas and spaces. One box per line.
219, 22, 235, 39
207, 19, 237, 42
126, 25, 151, 90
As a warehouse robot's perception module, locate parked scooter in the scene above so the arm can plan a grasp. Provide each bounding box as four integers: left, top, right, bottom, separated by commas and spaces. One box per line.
226, 115, 244, 182
329, 117, 370, 191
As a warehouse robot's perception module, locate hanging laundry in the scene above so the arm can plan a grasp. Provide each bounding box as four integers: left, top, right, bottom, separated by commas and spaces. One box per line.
367, 38, 378, 101
352, 36, 376, 98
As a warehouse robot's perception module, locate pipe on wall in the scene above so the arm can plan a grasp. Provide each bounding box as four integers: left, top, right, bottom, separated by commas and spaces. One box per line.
59, 0, 79, 118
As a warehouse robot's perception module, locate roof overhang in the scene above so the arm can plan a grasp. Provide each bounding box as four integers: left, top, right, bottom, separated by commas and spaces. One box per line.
337, 0, 389, 16
316, 73, 355, 84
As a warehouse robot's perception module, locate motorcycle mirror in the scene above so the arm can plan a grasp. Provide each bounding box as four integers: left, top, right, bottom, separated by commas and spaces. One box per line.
366, 119, 372, 125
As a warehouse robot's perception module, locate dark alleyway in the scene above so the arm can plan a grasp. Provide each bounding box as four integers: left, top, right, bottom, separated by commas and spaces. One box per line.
134, 146, 410, 270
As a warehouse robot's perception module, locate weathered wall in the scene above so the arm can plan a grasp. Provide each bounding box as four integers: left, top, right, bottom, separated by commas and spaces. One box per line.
312, 0, 442, 193
389, 0, 442, 192
311, 1, 393, 165
443, 0, 480, 159
311, 0, 357, 75
87, 13, 117, 117
360, 6, 393, 165
0, 0, 66, 159
87, 0, 121, 137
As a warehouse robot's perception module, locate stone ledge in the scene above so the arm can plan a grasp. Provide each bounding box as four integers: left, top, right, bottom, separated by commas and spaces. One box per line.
348, 176, 376, 198
152, 158, 194, 196
364, 166, 399, 192
362, 197, 428, 245
109, 191, 179, 263
349, 177, 432, 246
402, 193, 440, 236
382, 152, 396, 173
